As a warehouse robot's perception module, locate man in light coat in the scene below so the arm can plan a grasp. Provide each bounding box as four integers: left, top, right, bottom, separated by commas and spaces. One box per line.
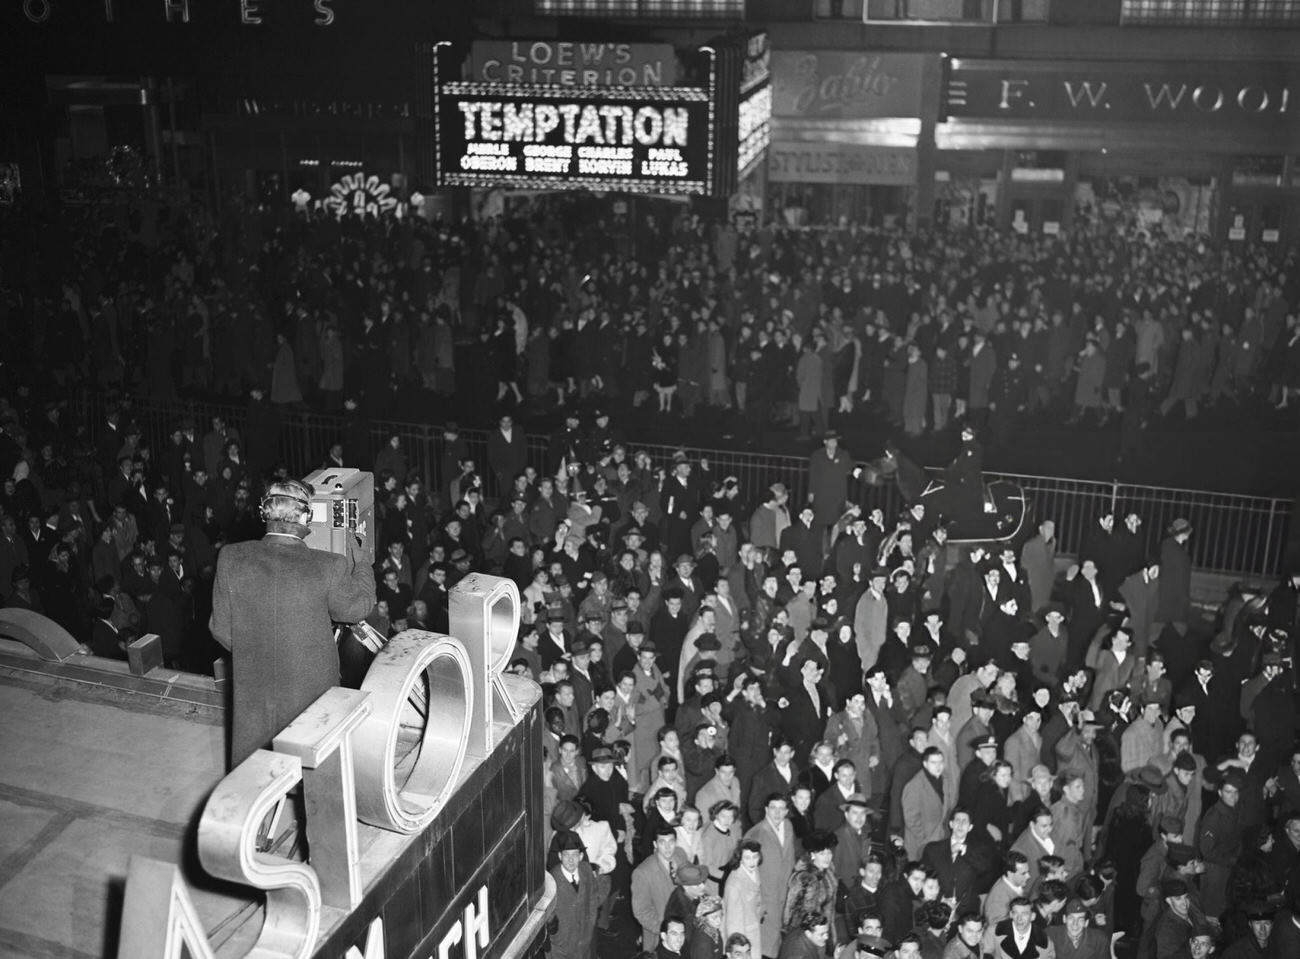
1050, 774, 1090, 879
902, 748, 952, 858
744, 792, 800, 958
825, 691, 881, 799
633, 826, 686, 948
1020, 520, 1058, 616
1054, 723, 1101, 838
853, 569, 890, 674
749, 484, 791, 553
1004, 709, 1045, 803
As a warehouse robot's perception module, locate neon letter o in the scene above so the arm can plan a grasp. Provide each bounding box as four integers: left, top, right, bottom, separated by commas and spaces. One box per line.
352, 631, 473, 833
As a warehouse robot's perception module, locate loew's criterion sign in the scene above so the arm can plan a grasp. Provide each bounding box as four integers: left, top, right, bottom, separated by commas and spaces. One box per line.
437, 82, 714, 195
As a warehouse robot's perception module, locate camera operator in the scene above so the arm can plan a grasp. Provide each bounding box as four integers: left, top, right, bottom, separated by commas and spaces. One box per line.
211, 478, 375, 769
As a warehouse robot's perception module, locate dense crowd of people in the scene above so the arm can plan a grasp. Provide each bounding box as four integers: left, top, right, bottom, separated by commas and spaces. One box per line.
3, 376, 1300, 959
3, 195, 1300, 959
2, 195, 1298, 462
515, 426, 1300, 959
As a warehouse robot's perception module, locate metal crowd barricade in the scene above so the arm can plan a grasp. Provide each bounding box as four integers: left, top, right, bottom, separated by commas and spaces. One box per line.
81, 393, 1290, 580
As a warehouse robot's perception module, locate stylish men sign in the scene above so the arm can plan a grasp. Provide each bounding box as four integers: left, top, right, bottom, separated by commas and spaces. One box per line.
767, 142, 915, 185
117, 574, 543, 959
437, 83, 714, 194
944, 59, 1300, 127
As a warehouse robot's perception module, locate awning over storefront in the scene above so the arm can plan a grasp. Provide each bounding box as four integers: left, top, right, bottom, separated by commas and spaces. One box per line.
936, 119, 1300, 154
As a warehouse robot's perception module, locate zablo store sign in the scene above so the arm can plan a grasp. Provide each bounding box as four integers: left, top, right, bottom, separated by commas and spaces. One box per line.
118, 574, 545, 959
945, 59, 1300, 127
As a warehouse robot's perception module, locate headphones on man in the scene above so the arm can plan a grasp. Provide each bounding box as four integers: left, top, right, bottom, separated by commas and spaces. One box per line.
260, 479, 315, 525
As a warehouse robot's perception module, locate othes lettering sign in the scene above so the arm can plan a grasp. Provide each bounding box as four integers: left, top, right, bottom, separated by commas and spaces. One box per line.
18, 0, 337, 26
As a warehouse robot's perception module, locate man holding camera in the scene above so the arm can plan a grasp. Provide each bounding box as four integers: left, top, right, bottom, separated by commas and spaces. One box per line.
211, 478, 375, 769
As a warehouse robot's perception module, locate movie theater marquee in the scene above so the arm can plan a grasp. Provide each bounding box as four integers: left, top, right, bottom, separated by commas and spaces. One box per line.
437, 82, 713, 195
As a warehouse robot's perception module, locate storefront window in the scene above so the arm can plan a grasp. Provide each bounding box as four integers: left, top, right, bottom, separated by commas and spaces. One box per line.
1259, 203, 1283, 244
767, 180, 910, 226
1232, 155, 1286, 187
1076, 175, 1214, 237
933, 176, 995, 231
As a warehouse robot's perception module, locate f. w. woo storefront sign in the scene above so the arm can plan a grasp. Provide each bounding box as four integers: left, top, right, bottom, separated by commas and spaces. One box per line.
945, 59, 1300, 126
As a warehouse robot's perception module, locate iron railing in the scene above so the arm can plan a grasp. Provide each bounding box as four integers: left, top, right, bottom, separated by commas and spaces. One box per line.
85, 393, 1290, 580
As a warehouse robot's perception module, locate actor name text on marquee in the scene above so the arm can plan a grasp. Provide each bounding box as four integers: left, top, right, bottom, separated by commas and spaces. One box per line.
462, 143, 687, 178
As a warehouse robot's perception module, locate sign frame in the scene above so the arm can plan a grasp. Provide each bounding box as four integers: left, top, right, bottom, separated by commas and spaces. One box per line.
771, 50, 926, 120
944, 58, 1300, 127
435, 80, 716, 196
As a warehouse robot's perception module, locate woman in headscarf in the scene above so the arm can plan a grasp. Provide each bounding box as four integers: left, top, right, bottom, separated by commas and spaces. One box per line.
688, 895, 725, 959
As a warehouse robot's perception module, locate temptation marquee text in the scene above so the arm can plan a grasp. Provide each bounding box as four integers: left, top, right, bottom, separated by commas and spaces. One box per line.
437, 85, 714, 195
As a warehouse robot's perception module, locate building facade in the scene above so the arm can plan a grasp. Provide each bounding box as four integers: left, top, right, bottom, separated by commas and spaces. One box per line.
470, 0, 1300, 241
4, 0, 1297, 242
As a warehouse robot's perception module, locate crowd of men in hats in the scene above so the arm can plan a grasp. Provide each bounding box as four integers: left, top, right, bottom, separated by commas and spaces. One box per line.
418, 411, 1300, 959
